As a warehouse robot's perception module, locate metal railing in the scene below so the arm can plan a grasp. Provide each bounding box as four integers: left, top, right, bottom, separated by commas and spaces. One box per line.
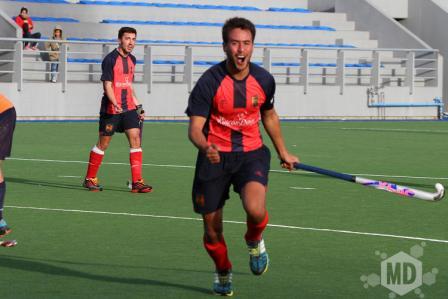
0, 37, 440, 94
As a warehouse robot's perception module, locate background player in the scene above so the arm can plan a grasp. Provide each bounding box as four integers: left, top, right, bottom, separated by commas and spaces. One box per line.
186, 17, 299, 296
83, 27, 152, 193
0, 94, 16, 238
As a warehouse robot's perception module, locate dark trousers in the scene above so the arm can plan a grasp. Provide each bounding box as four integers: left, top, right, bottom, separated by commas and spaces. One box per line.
23, 31, 41, 47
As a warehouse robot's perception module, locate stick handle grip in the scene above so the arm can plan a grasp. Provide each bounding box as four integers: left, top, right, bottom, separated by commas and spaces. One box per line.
293, 162, 355, 182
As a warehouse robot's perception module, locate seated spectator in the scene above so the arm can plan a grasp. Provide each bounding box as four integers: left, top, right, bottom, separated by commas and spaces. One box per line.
14, 7, 41, 50
45, 25, 63, 83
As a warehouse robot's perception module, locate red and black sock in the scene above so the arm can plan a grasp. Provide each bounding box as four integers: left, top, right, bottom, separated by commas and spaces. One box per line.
203, 235, 232, 272
245, 212, 269, 243
85, 145, 104, 179
129, 148, 143, 183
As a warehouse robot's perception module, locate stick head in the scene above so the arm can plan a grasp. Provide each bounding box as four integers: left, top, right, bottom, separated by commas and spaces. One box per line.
434, 183, 445, 201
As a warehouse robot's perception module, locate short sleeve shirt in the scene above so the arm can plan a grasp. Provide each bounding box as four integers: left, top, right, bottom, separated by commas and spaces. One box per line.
186, 61, 275, 152
100, 49, 137, 114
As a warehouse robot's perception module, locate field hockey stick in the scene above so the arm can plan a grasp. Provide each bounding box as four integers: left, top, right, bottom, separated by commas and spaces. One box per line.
0, 240, 17, 247
293, 163, 445, 202
138, 106, 144, 142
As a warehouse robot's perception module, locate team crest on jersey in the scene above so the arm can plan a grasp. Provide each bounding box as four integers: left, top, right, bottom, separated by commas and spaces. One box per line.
105, 124, 114, 133
251, 95, 259, 107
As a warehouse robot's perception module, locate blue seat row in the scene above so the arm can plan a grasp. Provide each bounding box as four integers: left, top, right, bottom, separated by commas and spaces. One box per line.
67, 58, 373, 68
101, 20, 336, 31
192, 61, 374, 68
271, 62, 374, 68
66, 37, 355, 48
8, 0, 69, 3
267, 7, 312, 13
79, 1, 261, 11
257, 42, 355, 48
27, 16, 80, 22
8, 0, 314, 13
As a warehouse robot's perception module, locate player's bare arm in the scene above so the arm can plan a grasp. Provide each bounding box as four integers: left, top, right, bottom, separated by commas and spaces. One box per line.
261, 108, 299, 170
188, 116, 220, 164
103, 81, 122, 113
131, 88, 139, 106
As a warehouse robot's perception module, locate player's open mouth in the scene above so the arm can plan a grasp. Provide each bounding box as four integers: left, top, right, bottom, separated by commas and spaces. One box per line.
237, 55, 246, 64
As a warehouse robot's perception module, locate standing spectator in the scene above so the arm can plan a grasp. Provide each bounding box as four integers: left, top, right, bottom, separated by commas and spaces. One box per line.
45, 25, 63, 83
14, 7, 41, 50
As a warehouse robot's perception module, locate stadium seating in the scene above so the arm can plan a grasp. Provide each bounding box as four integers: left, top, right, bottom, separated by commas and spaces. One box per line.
0, 0, 441, 120
78, 1, 263, 11
0, 0, 387, 68
67, 58, 374, 69
14, 16, 79, 22
100, 19, 336, 31
9, 0, 313, 13
66, 37, 356, 48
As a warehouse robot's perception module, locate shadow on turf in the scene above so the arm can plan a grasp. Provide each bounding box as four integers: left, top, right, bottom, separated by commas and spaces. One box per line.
7, 177, 130, 193
0, 255, 249, 276
0, 255, 211, 295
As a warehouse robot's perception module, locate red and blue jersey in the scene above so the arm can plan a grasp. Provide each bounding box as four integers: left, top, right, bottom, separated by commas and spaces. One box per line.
186, 61, 275, 152
100, 49, 137, 115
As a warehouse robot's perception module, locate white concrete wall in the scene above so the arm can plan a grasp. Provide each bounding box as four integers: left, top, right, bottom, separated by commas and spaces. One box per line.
308, 0, 335, 12
0, 81, 440, 119
309, 0, 409, 17
368, 0, 409, 19
0, 8, 20, 82
433, 0, 448, 10
335, 0, 429, 49
401, 0, 448, 108
0, 8, 20, 38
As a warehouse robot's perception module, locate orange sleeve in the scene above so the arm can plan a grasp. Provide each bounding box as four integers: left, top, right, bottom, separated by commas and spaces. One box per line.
0, 94, 13, 113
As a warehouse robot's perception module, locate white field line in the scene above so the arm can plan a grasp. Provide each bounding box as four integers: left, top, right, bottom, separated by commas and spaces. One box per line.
7, 157, 448, 181
339, 127, 448, 133
289, 187, 316, 190
6, 205, 448, 244
286, 126, 448, 134
58, 175, 82, 178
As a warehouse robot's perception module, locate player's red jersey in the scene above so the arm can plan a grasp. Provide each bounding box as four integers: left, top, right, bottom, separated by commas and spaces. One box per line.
100, 49, 137, 115
186, 61, 275, 152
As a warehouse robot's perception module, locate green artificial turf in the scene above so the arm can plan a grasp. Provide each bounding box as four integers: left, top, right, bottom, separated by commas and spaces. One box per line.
1, 121, 447, 298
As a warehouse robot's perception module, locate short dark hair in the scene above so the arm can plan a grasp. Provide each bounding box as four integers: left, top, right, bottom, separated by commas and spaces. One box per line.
118, 27, 137, 39
222, 17, 256, 44
20, 7, 28, 13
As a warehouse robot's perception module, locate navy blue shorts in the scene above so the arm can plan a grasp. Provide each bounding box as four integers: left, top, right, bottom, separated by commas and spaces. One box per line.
99, 110, 140, 136
0, 107, 16, 160
192, 145, 271, 214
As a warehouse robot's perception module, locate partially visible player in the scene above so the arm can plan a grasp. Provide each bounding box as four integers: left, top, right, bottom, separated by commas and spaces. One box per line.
0, 94, 16, 237
186, 17, 299, 296
83, 27, 152, 193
